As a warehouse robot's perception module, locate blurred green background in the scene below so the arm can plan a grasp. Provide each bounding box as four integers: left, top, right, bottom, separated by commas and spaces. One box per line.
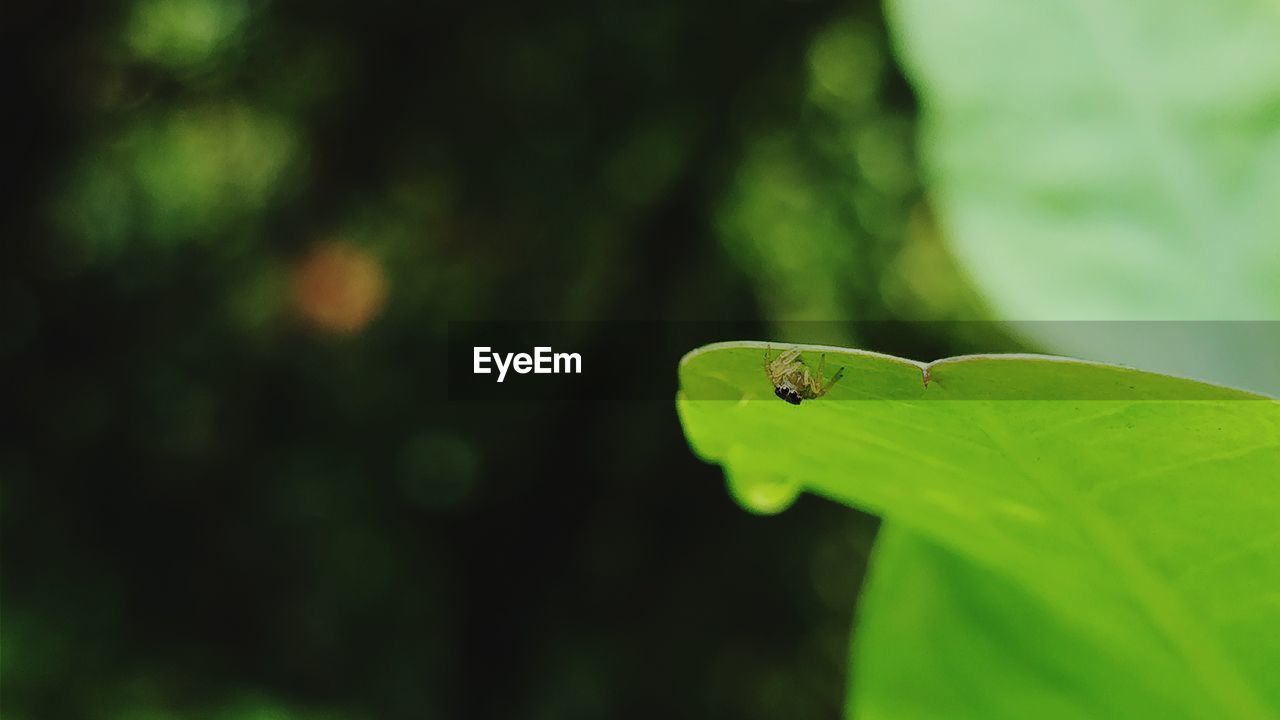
4, 0, 992, 718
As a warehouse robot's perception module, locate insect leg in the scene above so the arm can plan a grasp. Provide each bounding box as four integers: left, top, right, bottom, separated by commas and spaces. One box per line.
799, 366, 814, 389
779, 361, 805, 378
829, 366, 846, 387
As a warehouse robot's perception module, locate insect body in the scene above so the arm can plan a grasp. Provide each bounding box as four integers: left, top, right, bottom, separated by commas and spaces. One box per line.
764, 346, 846, 405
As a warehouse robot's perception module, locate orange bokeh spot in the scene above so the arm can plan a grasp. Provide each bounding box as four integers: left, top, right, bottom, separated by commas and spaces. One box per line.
291, 241, 388, 334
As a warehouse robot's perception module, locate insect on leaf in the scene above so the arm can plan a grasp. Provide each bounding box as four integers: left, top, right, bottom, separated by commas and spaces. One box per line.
676, 341, 1280, 720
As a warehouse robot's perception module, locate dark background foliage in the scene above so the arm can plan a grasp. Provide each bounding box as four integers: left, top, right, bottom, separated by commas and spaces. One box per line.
2, 0, 974, 717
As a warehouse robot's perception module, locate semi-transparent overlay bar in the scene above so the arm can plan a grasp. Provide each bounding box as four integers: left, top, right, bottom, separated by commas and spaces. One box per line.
446, 321, 1280, 401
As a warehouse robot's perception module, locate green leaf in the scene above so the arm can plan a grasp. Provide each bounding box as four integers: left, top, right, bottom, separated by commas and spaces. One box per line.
676, 341, 1280, 719
885, 0, 1280, 392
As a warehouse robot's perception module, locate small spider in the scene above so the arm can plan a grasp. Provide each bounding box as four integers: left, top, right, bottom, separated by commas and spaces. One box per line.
764, 346, 846, 405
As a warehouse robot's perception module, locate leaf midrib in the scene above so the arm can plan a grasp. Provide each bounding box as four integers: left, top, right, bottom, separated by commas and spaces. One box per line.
971, 403, 1275, 720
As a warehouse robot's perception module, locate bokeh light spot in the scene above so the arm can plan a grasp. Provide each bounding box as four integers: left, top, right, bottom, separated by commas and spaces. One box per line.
53, 103, 300, 266
855, 117, 915, 196
880, 202, 989, 321
290, 241, 388, 334
126, 0, 249, 71
54, 152, 133, 266
717, 131, 855, 337
807, 19, 882, 113
397, 431, 479, 511
131, 104, 298, 240
227, 259, 289, 334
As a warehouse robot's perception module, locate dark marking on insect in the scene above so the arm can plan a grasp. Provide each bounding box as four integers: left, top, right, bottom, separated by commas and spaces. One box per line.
773, 385, 802, 404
